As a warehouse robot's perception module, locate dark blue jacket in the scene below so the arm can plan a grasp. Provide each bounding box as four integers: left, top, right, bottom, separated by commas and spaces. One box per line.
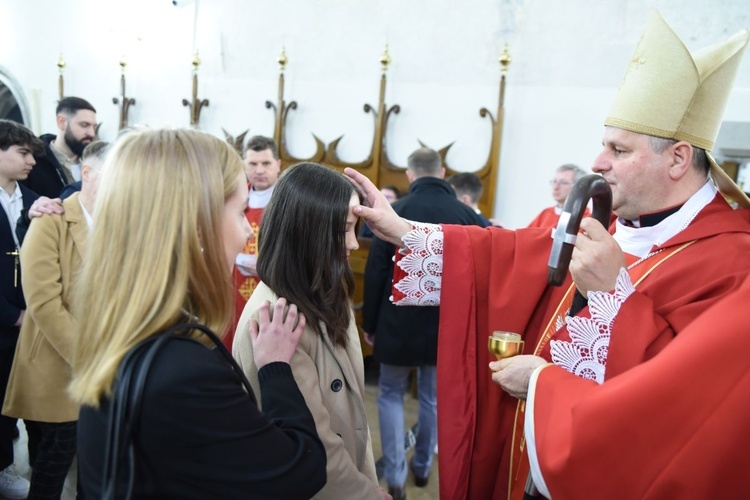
60, 181, 82, 199
0, 184, 39, 344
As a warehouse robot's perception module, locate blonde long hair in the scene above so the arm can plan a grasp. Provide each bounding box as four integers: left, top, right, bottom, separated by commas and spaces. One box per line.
69, 128, 244, 406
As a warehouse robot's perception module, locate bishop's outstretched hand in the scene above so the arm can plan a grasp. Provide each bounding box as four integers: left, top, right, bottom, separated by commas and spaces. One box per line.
344, 168, 412, 247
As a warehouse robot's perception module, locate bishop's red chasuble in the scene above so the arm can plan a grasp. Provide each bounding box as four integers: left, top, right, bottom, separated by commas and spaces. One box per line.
529, 271, 750, 498
433, 195, 750, 499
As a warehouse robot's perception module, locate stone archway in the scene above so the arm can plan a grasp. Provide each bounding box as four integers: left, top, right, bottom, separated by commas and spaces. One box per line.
0, 66, 31, 126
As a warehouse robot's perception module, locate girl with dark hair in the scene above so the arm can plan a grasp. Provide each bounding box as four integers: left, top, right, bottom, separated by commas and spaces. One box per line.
234, 162, 390, 500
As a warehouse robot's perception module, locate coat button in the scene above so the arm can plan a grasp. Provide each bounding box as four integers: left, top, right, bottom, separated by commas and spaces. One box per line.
331, 379, 343, 392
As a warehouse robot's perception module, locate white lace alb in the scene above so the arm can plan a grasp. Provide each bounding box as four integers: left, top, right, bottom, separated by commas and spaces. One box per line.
549, 268, 635, 383
393, 222, 444, 306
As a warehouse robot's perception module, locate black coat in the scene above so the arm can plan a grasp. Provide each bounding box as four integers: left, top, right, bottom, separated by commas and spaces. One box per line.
78, 337, 327, 499
0, 184, 38, 345
21, 134, 71, 198
362, 177, 485, 366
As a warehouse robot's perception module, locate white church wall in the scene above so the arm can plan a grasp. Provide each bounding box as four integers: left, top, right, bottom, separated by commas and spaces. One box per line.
0, 0, 748, 227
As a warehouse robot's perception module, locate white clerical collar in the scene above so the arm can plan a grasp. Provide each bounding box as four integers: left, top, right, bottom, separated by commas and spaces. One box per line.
614, 180, 716, 258
249, 184, 275, 209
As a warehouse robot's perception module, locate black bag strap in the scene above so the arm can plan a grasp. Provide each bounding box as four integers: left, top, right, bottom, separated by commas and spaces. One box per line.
101, 322, 254, 500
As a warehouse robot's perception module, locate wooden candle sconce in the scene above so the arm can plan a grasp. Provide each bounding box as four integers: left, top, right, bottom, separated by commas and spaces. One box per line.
225, 44, 511, 217
112, 58, 136, 131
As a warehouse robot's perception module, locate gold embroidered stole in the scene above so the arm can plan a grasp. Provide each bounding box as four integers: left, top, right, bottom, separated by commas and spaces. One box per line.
234, 206, 264, 301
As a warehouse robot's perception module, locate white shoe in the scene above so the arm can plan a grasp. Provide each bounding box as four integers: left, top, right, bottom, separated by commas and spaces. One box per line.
0, 465, 29, 500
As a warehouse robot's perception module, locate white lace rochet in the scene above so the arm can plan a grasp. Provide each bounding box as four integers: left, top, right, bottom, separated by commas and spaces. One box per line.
391, 222, 638, 385
393, 222, 444, 306
549, 268, 635, 384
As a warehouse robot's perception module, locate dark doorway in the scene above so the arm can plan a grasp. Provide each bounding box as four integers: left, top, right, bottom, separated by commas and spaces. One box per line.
0, 68, 30, 126
0, 81, 23, 123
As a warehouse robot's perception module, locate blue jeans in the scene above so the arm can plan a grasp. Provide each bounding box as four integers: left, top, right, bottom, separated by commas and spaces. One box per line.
377, 363, 437, 487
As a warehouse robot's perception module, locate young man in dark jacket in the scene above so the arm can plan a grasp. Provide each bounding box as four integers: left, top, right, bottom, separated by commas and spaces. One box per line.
0, 119, 43, 500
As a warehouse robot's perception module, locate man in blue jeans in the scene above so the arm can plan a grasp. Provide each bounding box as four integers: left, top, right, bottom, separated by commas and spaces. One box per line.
363, 147, 486, 499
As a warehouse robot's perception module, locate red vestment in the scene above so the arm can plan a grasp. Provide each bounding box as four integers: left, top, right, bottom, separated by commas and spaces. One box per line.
527, 206, 591, 229
434, 194, 750, 499
225, 205, 264, 349
530, 271, 750, 499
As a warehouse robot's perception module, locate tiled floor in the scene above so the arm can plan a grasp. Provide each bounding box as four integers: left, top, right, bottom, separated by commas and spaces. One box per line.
364, 384, 440, 499
7, 359, 439, 500
364, 360, 440, 500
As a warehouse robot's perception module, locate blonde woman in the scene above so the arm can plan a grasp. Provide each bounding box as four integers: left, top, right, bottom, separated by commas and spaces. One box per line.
234, 163, 390, 500
70, 129, 326, 499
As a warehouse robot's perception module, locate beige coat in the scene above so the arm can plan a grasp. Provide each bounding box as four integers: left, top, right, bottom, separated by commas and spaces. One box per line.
234, 282, 380, 500
3, 194, 87, 422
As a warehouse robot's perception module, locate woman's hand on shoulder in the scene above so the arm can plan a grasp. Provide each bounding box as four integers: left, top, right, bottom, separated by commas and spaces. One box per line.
249, 298, 306, 368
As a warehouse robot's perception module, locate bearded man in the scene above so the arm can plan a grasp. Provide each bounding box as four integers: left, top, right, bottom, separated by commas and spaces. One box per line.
22, 97, 97, 198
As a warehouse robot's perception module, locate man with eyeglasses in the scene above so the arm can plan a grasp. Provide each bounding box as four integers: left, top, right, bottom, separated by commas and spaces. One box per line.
528, 164, 589, 228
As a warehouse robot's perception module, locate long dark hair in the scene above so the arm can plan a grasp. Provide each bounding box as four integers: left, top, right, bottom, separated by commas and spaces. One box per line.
257, 162, 358, 347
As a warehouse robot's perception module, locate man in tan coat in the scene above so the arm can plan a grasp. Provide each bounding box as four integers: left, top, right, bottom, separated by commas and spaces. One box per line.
3, 141, 107, 499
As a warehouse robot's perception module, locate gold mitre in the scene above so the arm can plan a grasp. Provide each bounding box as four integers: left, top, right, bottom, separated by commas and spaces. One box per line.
605, 11, 750, 207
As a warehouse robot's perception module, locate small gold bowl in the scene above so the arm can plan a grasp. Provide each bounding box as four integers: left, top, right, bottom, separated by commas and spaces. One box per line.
488, 331, 524, 360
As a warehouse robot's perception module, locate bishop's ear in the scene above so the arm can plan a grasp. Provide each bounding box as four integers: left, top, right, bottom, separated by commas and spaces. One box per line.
667, 141, 694, 181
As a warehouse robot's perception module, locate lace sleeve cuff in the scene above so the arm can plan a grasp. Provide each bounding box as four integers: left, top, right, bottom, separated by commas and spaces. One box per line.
549, 267, 635, 384
391, 221, 443, 306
